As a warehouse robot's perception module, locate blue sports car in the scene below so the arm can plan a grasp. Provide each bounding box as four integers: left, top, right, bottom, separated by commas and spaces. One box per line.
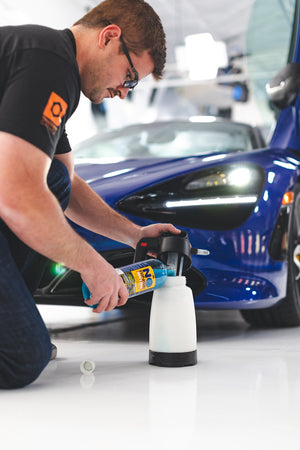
35, 0, 300, 328
35, 110, 300, 328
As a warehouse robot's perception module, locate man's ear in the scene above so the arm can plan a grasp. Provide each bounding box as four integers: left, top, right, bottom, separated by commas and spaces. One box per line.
98, 24, 121, 48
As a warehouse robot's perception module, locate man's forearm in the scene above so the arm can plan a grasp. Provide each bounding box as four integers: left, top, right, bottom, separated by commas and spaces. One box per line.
0, 179, 104, 274
65, 173, 142, 247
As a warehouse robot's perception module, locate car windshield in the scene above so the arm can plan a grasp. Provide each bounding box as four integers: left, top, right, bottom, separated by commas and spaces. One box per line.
74, 121, 260, 161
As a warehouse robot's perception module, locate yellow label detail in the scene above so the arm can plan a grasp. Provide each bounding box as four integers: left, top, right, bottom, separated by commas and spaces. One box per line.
117, 266, 155, 297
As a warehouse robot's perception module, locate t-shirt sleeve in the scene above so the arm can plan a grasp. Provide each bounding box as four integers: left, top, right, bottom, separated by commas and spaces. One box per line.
55, 129, 72, 154
0, 49, 79, 159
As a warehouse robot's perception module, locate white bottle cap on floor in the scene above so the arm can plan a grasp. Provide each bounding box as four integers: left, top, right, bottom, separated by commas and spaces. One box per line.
80, 360, 96, 374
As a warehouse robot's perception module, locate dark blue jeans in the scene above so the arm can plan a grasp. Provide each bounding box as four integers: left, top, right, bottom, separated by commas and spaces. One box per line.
0, 159, 71, 389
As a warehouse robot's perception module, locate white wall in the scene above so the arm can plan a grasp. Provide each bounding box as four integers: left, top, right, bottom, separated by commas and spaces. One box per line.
0, 0, 90, 27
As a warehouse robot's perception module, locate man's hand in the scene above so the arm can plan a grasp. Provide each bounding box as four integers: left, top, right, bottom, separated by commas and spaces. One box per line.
135, 223, 181, 247
81, 258, 128, 313
81, 224, 180, 312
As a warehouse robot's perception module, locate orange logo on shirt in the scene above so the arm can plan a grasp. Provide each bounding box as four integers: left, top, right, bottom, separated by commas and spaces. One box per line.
41, 92, 68, 135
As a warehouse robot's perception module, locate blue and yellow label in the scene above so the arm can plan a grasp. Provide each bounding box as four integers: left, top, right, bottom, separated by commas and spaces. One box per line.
116, 265, 155, 297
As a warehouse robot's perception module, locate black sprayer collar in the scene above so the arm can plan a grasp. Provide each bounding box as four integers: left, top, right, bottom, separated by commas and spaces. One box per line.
134, 231, 192, 275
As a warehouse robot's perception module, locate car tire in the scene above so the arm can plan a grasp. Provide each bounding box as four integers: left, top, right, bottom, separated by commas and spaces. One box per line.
240, 183, 300, 327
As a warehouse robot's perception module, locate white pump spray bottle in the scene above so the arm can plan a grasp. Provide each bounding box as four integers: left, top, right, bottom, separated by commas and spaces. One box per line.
134, 231, 199, 367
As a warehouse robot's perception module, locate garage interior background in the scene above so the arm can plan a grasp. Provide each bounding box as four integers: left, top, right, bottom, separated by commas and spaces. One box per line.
0, 0, 293, 145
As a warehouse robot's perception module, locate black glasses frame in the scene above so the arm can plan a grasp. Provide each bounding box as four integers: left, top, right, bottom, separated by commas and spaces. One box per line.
119, 35, 139, 90
103, 19, 139, 90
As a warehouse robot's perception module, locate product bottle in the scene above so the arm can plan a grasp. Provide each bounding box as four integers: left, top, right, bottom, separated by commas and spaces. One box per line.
149, 276, 197, 367
82, 259, 175, 304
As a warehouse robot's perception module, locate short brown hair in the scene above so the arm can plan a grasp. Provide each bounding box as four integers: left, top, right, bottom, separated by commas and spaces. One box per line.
73, 0, 166, 80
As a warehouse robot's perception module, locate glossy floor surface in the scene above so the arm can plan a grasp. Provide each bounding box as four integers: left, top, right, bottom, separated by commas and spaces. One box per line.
2, 304, 300, 450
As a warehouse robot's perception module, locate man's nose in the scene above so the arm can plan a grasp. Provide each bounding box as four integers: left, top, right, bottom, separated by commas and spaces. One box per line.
118, 86, 130, 99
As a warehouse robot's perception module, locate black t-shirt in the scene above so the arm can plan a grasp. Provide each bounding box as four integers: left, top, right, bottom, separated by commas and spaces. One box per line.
0, 24, 81, 159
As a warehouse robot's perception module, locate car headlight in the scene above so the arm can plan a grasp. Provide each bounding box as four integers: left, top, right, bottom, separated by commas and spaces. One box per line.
186, 166, 254, 190
117, 163, 265, 230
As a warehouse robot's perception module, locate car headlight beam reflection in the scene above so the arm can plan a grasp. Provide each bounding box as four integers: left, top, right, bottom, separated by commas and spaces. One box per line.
165, 195, 258, 208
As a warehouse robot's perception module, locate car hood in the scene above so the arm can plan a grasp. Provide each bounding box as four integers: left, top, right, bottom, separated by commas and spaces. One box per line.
75, 156, 204, 199
75, 157, 169, 182
74, 151, 262, 203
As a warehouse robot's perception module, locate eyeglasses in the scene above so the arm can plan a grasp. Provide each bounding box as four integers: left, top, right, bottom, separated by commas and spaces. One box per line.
103, 20, 139, 90
119, 35, 139, 90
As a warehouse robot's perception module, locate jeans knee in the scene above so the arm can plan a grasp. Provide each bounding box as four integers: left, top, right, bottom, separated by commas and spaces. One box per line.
0, 337, 51, 389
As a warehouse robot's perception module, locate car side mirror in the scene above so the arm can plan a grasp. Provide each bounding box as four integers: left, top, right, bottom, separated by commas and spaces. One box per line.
266, 63, 300, 110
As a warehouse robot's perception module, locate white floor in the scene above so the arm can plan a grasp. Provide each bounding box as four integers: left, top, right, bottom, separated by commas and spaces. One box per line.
2, 304, 300, 450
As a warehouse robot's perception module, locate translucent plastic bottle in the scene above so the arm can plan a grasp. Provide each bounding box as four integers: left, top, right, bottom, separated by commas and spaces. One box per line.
149, 276, 197, 367
82, 259, 175, 304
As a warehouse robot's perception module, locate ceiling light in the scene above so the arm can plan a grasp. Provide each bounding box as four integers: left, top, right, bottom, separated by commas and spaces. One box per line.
185, 33, 228, 81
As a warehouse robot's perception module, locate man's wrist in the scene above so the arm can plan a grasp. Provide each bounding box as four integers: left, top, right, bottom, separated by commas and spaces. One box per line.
125, 225, 142, 248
